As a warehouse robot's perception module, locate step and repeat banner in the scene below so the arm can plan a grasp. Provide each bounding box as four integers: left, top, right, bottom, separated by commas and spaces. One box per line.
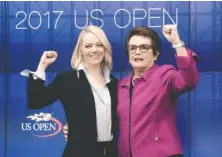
0, 1, 222, 157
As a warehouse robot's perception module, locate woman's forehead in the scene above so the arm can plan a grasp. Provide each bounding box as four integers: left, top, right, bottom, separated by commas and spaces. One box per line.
82, 32, 100, 44
129, 35, 152, 45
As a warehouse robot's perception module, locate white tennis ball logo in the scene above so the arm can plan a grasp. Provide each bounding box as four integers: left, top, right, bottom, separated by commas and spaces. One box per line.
42, 113, 52, 121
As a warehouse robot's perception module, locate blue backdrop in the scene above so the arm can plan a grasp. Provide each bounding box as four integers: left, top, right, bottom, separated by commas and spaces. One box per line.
0, 1, 222, 157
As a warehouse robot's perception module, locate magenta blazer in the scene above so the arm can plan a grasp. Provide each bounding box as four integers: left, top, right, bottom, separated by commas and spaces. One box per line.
117, 48, 199, 157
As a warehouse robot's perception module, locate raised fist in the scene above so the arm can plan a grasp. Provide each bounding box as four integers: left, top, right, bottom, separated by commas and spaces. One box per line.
162, 24, 181, 45
38, 51, 58, 70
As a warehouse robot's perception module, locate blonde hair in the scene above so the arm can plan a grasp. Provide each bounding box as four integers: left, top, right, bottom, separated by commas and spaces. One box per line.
71, 25, 112, 71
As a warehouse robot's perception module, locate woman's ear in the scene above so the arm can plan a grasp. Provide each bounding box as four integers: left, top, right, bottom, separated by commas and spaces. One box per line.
154, 51, 160, 61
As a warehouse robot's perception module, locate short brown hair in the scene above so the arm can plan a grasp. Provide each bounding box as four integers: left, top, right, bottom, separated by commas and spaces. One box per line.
125, 27, 161, 56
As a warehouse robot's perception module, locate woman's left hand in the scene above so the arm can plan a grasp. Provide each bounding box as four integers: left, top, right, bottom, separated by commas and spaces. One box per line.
162, 24, 181, 45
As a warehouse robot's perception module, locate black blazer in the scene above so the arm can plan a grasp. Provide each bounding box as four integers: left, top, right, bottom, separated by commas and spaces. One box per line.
27, 69, 119, 157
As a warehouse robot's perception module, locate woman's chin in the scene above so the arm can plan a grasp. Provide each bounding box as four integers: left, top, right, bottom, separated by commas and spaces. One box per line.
88, 60, 103, 66
131, 63, 146, 69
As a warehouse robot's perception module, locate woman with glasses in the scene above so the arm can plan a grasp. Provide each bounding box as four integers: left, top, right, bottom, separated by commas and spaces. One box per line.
63, 25, 199, 157
117, 25, 199, 157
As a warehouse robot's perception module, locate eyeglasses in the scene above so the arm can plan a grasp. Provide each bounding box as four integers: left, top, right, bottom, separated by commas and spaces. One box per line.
128, 44, 152, 54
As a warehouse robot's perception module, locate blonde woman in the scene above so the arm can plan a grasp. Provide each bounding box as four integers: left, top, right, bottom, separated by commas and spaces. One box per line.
21, 25, 118, 157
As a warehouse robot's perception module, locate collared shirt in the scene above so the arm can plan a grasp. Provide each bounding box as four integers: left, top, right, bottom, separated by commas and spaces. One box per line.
77, 63, 111, 84
77, 63, 113, 142
20, 63, 113, 142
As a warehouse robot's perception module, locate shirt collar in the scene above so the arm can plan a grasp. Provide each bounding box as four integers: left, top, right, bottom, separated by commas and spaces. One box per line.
121, 64, 158, 88
77, 63, 111, 84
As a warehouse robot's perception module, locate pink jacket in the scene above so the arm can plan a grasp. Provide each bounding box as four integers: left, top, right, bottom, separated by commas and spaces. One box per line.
117, 49, 199, 157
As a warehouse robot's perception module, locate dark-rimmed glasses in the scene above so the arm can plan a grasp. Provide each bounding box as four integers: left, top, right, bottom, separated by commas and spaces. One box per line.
128, 44, 152, 54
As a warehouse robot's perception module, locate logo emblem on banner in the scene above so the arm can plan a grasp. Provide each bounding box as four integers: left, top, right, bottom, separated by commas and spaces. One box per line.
21, 112, 63, 138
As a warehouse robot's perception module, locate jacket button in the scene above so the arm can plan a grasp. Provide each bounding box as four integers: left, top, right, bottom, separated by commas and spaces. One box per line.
154, 137, 159, 141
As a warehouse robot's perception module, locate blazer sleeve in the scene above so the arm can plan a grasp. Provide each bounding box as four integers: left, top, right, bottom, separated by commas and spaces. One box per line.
160, 48, 200, 95
27, 72, 62, 109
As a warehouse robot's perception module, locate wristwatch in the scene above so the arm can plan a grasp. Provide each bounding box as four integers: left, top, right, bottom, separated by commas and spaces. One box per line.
172, 41, 185, 49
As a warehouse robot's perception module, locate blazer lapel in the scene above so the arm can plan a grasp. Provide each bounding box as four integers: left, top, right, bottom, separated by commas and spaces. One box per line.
106, 78, 117, 133
72, 70, 98, 138
78, 70, 97, 112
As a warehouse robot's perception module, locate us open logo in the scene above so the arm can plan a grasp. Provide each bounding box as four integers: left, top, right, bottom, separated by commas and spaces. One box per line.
21, 112, 63, 137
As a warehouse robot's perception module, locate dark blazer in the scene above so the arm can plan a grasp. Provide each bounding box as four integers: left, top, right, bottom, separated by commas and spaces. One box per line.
27, 69, 119, 157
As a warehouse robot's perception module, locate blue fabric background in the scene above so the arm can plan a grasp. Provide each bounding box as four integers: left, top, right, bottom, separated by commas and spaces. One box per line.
0, 1, 222, 157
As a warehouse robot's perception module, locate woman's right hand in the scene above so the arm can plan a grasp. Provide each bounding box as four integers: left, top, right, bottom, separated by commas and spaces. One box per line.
63, 124, 69, 141
37, 51, 58, 71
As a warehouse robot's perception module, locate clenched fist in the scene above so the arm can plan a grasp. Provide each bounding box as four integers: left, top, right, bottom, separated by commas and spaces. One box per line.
63, 124, 68, 141
162, 25, 181, 45
38, 51, 58, 70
